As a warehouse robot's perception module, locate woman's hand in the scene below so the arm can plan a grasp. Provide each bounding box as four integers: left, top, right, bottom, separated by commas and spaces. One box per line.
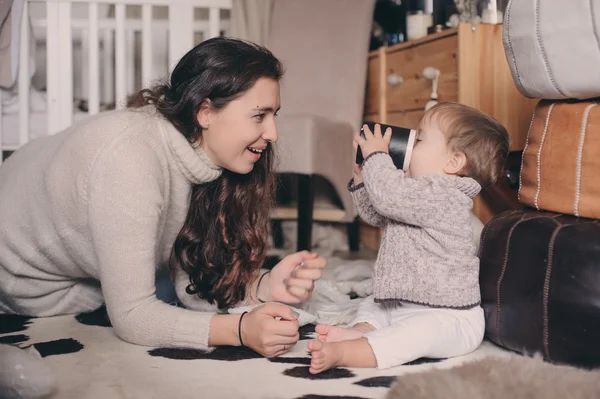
240, 303, 300, 357
354, 124, 392, 162
261, 251, 326, 303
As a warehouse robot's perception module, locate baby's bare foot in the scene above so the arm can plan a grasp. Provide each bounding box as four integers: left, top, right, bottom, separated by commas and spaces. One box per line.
307, 340, 344, 374
315, 323, 375, 343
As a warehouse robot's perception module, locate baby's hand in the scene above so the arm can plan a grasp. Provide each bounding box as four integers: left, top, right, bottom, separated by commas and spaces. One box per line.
354, 124, 392, 164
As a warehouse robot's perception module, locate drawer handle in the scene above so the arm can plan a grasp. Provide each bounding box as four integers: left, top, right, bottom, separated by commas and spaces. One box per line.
423, 67, 440, 110
387, 73, 404, 86
422, 67, 440, 79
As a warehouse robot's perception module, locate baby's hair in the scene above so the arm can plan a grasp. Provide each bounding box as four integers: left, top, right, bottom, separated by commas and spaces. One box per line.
420, 102, 510, 187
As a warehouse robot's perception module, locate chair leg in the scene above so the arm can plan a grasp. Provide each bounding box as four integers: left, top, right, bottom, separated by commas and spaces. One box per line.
271, 219, 284, 249
297, 174, 314, 252
347, 218, 360, 252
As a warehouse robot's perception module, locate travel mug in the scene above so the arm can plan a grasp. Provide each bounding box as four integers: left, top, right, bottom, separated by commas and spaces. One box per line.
356, 121, 417, 171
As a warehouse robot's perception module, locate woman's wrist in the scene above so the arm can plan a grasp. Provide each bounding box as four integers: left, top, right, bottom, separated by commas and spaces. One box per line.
208, 313, 244, 347
255, 270, 272, 303
237, 312, 249, 346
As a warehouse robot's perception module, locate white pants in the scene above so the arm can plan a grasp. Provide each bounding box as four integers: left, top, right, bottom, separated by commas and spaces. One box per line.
348, 296, 485, 369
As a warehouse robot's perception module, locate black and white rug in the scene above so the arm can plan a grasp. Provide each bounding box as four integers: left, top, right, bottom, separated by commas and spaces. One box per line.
0, 304, 509, 399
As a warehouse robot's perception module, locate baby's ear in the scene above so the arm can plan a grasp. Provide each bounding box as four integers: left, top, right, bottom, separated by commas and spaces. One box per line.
444, 151, 467, 175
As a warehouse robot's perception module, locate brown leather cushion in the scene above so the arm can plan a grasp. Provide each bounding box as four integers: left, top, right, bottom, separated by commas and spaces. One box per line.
479, 208, 600, 368
519, 100, 600, 219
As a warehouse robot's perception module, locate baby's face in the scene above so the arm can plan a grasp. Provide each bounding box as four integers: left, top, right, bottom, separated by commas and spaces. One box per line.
406, 118, 452, 178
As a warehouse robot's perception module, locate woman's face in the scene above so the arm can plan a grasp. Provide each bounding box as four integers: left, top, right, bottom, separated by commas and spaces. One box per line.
198, 77, 280, 174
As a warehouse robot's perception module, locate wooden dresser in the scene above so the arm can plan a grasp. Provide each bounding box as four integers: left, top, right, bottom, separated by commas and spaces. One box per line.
360, 23, 538, 250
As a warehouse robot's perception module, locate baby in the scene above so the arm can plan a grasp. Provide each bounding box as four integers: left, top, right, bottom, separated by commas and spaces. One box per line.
308, 102, 510, 373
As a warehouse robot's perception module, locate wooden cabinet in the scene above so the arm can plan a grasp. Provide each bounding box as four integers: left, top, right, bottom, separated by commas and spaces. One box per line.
360, 24, 538, 250
386, 34, 459, 112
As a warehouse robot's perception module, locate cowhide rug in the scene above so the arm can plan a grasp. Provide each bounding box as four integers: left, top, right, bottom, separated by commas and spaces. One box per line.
0, 249, 509, 399
0, 306, 512, 399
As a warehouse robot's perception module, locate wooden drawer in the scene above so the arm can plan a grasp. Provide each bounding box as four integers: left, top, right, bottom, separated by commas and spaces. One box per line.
386, 34, 458, 112
364, 55, 381, 115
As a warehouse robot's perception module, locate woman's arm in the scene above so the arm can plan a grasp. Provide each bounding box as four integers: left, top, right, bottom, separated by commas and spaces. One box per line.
208, 313, 244, 346
210, 303, 300, 357
88, 141, 216, 349
247, 251, 327, 305
173, 267, 303, 354
247, 269, 272, 304
173, 264, 304, 352
89, 140, 302, 355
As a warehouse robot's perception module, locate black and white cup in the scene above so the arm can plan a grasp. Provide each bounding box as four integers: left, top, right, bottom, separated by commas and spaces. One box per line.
355, 121, 417, 171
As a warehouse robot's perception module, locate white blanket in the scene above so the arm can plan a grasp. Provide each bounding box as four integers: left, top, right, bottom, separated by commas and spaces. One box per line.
230, 257, 375, 327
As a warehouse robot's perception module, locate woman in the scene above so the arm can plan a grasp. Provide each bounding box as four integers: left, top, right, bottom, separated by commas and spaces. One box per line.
0, 37, 325, 358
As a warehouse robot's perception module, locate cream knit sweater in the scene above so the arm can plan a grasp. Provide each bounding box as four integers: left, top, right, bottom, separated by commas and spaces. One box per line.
349, 152, 482, 309
0, 106, 223, 349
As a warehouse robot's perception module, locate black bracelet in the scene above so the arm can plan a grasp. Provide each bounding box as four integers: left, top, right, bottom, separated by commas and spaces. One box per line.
238, 311, 248, 347
256, 270, 270, 303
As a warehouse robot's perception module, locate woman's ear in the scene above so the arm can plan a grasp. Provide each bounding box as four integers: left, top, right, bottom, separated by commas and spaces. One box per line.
196, 98, 213, 130
444, 151, 467, 175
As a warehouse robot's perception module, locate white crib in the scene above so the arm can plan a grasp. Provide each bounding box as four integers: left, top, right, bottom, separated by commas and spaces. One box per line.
0, 0, 232, 162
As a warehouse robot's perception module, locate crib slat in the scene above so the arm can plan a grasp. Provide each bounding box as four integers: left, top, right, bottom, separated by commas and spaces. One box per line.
168, 5, 193, 70
141, 4, 153, 87
88, 2, 100, 115
58, 1, 73, 131
32, 18, 229, 32
46, 1, 60, 134
43, 0, 231, 6
18, 0, 30, 145
126, 29, 135, 94
115, 3, 126, 109
81, 29, 89, 103
37, 0, 231, 124
102, 28, 114, 105
0, 84, 3, 164
208, 7, 219, 39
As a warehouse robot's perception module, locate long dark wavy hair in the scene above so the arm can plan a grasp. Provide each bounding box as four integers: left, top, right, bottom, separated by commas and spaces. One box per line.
128, 37, 283, 309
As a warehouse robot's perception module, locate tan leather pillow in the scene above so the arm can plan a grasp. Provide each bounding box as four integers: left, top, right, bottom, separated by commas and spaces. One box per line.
519, 100, 600, 218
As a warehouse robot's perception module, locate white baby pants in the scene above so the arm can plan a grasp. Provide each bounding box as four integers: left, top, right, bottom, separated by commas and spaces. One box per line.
347, 295, 485, 369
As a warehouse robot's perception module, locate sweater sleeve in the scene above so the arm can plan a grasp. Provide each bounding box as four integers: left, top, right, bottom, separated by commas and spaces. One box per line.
348, 178, 387, 228
360, 152, 452, 228
87, 139, 214, 350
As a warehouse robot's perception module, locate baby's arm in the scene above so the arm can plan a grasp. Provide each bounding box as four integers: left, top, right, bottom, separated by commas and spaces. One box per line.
360, 152, 451, 228
348, 178, 387, 228
350, 139, 387, 228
